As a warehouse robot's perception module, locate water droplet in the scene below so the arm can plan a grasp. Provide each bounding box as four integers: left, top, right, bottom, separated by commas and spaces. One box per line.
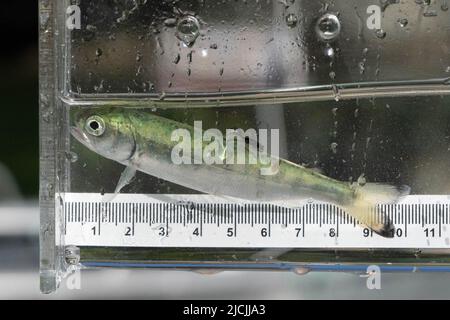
292, 267, 310, 276
375, 29, 386, 39
332, 84, 341, 101
329, 71, 336, 79
357, 174, 367, 187
398, 18, 408, 27
95, 48, 103, 57
176, 15, 200, 46
330, 142, 338, 154
65, 152, 79, 163
46, 183, 54, 198
136, 65, 144, 76
316, 13, 341, 41
324, 45, 335, 58
286, 13, 298, 28
173, 53, 180, 64
416, 0, 431, 5
193, 269, 223, 275
86, 24, 97, 32
164, 18, 177, 27
414, 249, 422, 258
42, 110, 53, 123
423, 10, 438, 17
359, 61, 366, 74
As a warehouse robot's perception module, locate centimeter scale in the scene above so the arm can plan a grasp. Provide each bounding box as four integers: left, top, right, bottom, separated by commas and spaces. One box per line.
62, 194, 450, 249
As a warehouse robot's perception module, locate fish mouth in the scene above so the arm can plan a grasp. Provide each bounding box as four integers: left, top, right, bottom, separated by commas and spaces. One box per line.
70, 126, 94, 150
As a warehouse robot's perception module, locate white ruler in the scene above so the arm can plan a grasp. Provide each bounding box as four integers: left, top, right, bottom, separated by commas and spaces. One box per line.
61, 193, 450, 249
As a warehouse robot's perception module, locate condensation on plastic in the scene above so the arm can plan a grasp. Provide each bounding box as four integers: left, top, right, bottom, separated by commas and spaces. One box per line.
63, 0, 450, 104
40, 0, 450, 293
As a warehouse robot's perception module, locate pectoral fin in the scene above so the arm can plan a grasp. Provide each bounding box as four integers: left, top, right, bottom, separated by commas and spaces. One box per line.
114, 166, 137, 194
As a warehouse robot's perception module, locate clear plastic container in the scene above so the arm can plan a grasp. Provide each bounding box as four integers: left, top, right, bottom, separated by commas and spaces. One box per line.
40, 0, 450, 293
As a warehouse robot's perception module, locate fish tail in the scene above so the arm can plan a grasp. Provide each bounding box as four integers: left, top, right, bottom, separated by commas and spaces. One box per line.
345, 183, 410, 238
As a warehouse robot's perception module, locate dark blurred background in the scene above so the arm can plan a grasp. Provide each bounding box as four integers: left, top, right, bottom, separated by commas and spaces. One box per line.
0, 3, 38, 199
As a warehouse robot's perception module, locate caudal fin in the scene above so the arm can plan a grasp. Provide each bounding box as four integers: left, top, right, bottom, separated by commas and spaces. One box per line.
345, 183, 410, 238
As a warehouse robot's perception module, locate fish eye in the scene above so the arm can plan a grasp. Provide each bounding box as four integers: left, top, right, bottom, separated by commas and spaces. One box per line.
85, 116, 105, 136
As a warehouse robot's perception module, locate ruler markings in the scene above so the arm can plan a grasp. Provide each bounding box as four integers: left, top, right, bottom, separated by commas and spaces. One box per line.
62, 194, 450, 248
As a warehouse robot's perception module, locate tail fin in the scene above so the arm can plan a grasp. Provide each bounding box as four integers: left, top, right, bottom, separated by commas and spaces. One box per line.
345, 183, 410, 238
